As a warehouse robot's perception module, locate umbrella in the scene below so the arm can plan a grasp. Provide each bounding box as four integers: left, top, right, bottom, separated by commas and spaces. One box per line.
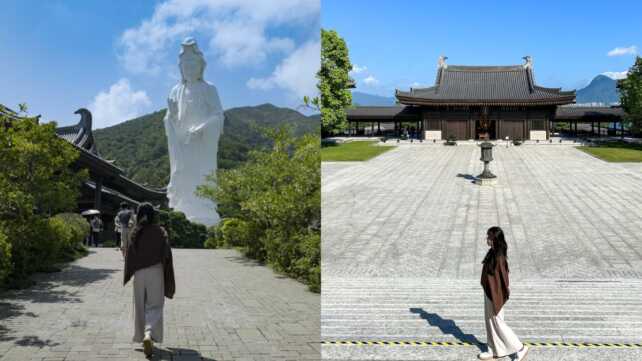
81, 209, 100, 216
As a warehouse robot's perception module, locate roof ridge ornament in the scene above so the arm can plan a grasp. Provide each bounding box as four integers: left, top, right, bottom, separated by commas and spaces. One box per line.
522, 55, 532, 69
438, 55, 448, 69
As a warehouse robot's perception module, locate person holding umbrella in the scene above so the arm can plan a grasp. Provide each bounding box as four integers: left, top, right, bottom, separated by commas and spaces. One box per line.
89, 215, 103, 247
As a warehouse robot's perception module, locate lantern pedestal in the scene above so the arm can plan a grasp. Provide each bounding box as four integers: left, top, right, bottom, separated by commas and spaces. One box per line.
476, 142, 497, 186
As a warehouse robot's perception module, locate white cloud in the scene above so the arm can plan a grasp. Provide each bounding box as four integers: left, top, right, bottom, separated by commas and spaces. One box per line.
350, 64, 367, 75
247, 41, 320, 99
210, 20, 295, 67
89, 79, 152, 129
602, 71, 628, 80
118, 0, 319, 73
363, 75, 379, 86
607, 45, 638, 57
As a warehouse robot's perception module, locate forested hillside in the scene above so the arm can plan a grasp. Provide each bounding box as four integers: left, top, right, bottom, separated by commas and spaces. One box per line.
93, 103, 319, 188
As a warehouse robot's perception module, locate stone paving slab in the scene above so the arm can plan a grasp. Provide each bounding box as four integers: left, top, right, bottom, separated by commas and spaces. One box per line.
0, 248, 319, 361
322, 144, 642, 280
321, 144, 642, 360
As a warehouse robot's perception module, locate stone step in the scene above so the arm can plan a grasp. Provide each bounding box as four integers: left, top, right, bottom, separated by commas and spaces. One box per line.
322, 318, 642, 326
322, 277, 642, 346
322, 315, 641, 321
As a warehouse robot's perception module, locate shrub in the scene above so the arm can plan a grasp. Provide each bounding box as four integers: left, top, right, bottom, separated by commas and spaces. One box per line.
0, 230, 11, 286
0, 107, 87, 288
204, 225, 222, 249
445, 135, 457, 146
51, 213, 89, 258
158, 210, 208, 248
197, 127, 320, 291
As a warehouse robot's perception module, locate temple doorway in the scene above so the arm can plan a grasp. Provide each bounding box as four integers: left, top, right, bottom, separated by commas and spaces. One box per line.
476, 119, 496, 140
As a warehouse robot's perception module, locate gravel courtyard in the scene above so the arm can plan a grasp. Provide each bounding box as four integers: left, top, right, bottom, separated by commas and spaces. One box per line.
322, 143, 642, 360
0, 248, 319, 361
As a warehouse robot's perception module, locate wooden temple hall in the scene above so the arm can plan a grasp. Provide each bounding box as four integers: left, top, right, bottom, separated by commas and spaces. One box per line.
347, 56, 626, 140
2, 105, 167, 240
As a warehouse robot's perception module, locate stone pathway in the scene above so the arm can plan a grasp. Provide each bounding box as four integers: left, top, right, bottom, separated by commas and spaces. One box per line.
322, 144, 642, 360
0, 248, 319, 361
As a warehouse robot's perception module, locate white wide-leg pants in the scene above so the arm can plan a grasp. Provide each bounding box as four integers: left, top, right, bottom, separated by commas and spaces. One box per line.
132, 262, 164, 343
484, 296, 523, 357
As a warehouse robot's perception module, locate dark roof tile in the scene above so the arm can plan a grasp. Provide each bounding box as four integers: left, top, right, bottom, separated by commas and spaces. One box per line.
396, 61, 575, 106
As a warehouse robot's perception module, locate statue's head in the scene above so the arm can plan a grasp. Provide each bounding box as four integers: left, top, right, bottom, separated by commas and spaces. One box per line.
179, 37, 206, 83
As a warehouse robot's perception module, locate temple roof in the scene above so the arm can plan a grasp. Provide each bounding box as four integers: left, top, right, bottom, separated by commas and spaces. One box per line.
396, 57, 576, 106
0, 105, 41, 123
54, 108, 97, 154
2, 104, 164, 201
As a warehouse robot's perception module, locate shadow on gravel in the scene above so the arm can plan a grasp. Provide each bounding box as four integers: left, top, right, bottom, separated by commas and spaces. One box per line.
456, 173, 477, 182
410, 308, 485, 351
223, 255, 264, 268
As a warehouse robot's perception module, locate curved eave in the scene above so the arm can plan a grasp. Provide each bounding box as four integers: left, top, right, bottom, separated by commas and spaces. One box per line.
396, 95, 576, 107
72, 142, 166, 200
113, 174, 167, 200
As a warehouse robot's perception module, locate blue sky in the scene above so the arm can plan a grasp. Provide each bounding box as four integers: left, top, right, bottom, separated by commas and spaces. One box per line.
1, 0, 320, 128
323, 0, 641, 97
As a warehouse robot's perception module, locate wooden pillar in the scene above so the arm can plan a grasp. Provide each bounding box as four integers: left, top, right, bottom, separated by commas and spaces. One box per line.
94, 177, 103, 211
597, 121, 601, 137
371, 122, 374, 135
377, 121, 381, 134
591, 121, 594, 135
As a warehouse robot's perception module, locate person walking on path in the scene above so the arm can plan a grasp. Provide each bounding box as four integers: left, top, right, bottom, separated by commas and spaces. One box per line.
478, 226, 529, 361
114, 214, 121, 250
115, 202, 135, 259
89, 216, 103, 247
123, 202, 175, 358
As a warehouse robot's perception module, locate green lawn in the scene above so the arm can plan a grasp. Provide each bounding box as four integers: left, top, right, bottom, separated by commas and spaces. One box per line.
577, 141, 642, 162
321, 140, 395, 161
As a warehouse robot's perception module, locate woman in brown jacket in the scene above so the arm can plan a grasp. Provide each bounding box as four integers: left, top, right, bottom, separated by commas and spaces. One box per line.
123, 203, 175, 358
478, 226, 529, 361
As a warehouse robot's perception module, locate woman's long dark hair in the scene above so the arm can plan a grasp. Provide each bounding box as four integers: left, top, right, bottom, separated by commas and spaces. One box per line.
484, 226, 509, 273
129, 202, 157, 246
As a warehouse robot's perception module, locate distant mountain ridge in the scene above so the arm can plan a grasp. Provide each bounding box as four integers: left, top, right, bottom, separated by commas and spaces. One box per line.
576, 75, 620, 105
351, 74, 621, 107
93, 103, 319, 188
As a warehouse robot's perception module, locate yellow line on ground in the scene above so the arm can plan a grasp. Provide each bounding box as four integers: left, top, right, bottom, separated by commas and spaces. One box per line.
320, 341, 641, 348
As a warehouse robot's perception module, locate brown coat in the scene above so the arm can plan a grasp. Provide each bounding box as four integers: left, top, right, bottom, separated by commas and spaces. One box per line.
481, 250, 510, 315
123, 224, 175, 299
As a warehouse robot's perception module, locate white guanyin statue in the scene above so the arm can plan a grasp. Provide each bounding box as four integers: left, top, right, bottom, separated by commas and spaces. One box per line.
164, 37, 224, 226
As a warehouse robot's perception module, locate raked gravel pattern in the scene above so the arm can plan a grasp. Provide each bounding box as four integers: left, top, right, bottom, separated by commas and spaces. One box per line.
322, 143, 642, 360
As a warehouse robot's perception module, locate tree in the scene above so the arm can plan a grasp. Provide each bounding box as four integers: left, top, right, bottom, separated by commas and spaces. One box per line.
196, 126, 320, 291
0, 106, 87, 286
617, 56, 642, 135
317, 29, 353, 136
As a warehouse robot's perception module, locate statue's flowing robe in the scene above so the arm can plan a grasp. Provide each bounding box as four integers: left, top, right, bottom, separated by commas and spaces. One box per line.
163, 80, 224, 226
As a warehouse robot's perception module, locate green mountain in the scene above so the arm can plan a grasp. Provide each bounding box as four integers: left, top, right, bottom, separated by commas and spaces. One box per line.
93, 103, 319, 189
576, 75, 620, 105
